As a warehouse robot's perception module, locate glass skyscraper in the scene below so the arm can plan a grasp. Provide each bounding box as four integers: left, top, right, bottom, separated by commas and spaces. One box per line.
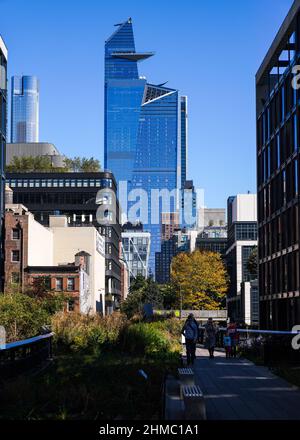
11, 75, 39, 143
0, 36, 7, 287
104, 19, 182, 276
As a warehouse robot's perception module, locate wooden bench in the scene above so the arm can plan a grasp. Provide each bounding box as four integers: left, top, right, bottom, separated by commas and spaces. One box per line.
182, 385, 206, 420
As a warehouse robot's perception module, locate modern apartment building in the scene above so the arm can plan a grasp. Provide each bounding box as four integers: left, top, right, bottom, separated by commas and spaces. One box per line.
226, 194, 258, 322
104, 19, 183, 275
0, 36, 7, 288
121, 222, 151, 280
6, 171, 122, 308
11, 76, 39, 143
256, 0, 300, 329
196, 225, 228, 256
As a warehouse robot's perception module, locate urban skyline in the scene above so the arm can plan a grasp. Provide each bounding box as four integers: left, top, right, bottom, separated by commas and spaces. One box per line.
0, 0, 294, 208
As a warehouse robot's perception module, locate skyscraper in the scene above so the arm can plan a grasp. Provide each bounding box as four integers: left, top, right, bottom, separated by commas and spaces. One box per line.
0, 36, 7, 287
181, 96, 188, 189
11, 76, 39, 143
104, 19, 182, 275
256, 0, 300, 330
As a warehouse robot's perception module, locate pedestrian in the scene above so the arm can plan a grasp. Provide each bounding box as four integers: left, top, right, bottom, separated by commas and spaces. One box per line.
204, 317, 218, 359
181, 313, 199, 366
227, 318, 239, 358
223, 332, 232, 359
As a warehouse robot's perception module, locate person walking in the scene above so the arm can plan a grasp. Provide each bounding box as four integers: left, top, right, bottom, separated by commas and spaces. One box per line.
204, 318, 218, 359
227, 318, 239, 358
181, 313, 199, 366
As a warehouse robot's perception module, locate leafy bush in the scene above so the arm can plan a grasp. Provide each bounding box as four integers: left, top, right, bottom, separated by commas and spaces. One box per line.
51, 312, 127, 352
0, 293, 50, 343
121, 320, 181, 357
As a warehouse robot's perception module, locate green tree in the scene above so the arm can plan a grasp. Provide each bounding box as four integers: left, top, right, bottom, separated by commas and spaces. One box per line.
171, 250, 228, 310
247, 246, 258, 278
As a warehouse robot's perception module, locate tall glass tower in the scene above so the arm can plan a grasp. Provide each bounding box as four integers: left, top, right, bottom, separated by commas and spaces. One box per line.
104, 19, 181, 276
0, 36, 8, 287
11, 76, 39, 143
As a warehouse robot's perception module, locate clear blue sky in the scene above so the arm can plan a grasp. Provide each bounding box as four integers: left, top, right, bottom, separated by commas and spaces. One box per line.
0, 0, 294, 208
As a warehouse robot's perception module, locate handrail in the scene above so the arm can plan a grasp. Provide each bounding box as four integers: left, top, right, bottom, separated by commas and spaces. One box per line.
199, 326, 300, 335
0, 332, 54, 351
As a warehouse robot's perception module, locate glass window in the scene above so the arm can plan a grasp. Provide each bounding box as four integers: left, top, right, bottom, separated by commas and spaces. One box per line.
83, 180, 88, 187
65, 180, 70, 187
55, 278, 63, 291
71, 180, 76, 187
77, 180, 82, 187
11, 250, 20, 262
41, 179, 47, 188
10, 180, 16, 188
23, 180, 28, 188
53, 180, 58, 187
35, 180, 40, 187
29, 180, 34, 188
89, 179, 95, 187
67, 299, 75, 312
47, 180, 52, 187
17, 180, 23, 187
295, 160, 298, 196
11, 272, 20, 284
12, 228, 20, 240
67, 277, 75, 291
277, 134, 281, 169
59, 180, 64, 187
294, 114, 298, 151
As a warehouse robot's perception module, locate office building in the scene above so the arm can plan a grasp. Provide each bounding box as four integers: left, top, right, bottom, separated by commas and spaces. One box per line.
6, 171, 122, 309
5, 205, 105, 314
104, 19, 182, 275
121, 222, 151, 279
197, 207, 226, 230
226, 194, 258, 322
196, 225, 228, 256
11, 76, 39, 143
181, 96, 188, 189
0, 37, 7, 288
256, 0, 300, 330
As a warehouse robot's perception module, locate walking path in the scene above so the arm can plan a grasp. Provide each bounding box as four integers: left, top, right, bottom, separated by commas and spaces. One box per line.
190, 347, 300, 420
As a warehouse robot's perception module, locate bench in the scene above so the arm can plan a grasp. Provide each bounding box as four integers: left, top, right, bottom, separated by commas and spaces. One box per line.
182, 385, 206, 420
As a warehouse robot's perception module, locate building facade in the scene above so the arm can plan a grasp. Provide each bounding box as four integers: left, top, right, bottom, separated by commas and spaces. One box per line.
104, 19, 182, 276
11, 76, 39, 143
6, 171, 121, 308
0, 37, 7, 288
121, 223, 151, 280
256, 0, 300, 330
4, 205, 105, 314
196, 225, 228, 256
226, 195, 258, 323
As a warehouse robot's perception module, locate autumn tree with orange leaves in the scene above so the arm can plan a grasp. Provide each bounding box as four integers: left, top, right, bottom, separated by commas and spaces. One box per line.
171, 251, 228, 310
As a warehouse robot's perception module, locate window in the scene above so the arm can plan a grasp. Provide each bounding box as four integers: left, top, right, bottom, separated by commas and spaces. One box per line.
12, 228, 20, 240
11, 250, 20, 262
67, 277, 75, 291
294, 114, 298, 151
55, 278, 63, 291
67, 299, 75, 312
11, 272, 20, 284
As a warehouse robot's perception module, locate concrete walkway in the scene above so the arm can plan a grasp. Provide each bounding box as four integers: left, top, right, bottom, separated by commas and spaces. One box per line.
187, 346, 300, 420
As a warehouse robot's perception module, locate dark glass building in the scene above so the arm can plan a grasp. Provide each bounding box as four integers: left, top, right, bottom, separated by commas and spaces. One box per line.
6, 171, 121, 306
0, 37, 7, 288
256, 0, 300, 329
104, 19, 183, 276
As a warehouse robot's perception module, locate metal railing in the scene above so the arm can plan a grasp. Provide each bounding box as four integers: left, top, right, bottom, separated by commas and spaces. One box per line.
0, 332, 54, 378
198, 326, 300, 365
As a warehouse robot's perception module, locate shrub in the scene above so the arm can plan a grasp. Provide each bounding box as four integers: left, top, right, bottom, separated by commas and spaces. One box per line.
0, 293, 50, 343
51, 312, 127, 352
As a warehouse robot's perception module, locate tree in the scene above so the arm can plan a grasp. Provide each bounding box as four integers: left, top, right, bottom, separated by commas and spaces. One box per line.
171, 250, 228, 310
247, 246, 258, 278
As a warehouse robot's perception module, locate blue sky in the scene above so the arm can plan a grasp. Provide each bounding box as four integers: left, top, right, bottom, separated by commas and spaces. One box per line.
0, 0, 294, 208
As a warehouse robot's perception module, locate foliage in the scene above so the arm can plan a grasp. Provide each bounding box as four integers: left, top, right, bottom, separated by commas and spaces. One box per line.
51, 311, 127, 352
171, 250, 228, 310
0, 293, 50, 343
247, 246, 258, 277
6, 155, 101, 173
63, 157, 101, 172
121, 276, 179, 319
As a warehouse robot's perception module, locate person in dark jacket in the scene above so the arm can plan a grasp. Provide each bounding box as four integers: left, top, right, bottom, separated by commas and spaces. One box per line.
181, 313, 199, 365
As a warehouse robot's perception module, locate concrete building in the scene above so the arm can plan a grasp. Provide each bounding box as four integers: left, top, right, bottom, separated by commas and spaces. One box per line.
6, 142, 65, 168
197, 208, 226, 230
4, 205, 106, 314
256, 0, 300, 330
226, 195, 258, 323
196, 225, 228, 256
